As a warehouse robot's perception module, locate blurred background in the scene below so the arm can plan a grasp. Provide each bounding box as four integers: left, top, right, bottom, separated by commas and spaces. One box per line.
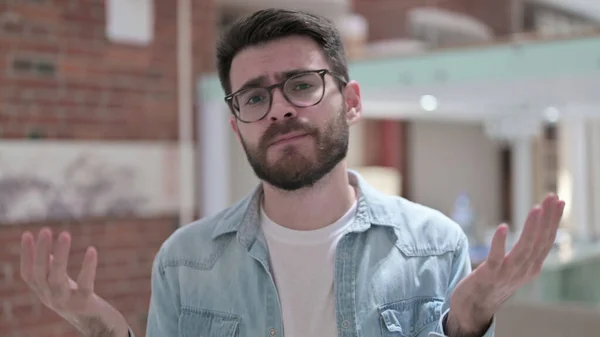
1, 0, 600, 336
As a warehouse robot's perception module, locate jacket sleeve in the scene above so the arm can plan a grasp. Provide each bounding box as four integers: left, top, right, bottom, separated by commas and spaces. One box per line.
145, 247, 180, 337
429, 235, 496, 337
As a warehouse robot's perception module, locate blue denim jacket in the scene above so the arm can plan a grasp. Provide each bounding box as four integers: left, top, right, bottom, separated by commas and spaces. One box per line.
137, 171, 494, 337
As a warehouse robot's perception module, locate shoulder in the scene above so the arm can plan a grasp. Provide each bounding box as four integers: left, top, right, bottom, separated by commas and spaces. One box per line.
153, 197, 250, 268
366, 190, 467, 256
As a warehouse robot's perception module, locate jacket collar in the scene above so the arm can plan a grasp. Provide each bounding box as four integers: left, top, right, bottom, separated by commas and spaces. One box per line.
211, 170, 404, 248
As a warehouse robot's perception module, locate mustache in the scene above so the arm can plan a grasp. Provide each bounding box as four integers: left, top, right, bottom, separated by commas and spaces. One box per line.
259, 119, 317, 148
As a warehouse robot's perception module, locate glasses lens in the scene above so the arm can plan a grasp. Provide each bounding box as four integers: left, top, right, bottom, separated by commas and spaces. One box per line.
234, 87, 270, 122
284, 72, 324, 107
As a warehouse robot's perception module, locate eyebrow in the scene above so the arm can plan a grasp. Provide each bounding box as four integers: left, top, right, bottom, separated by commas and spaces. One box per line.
235, 68, 314, 92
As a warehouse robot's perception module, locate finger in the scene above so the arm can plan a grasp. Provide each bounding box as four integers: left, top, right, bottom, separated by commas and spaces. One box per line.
486, 224, 509, 271
32, 228, 53, 292
20, 231, 35, 283
549, 200, 566, 236
529, 197, 558, 257
48, 232, 72, 297
535, 195, 559, 243
540, 199, 564, 248
532, 199, 564, 258
530, 200, 566, 273
76, 246, 97, 296
538, 195, 558, 232
508, 207, 541, 258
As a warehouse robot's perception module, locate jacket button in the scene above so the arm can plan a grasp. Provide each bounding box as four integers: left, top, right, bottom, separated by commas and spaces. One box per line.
342, 320, 351, 329
269, 328, 276, 336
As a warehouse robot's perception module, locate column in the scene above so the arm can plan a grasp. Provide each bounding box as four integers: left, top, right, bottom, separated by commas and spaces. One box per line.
591, 121, 600, 241
197, 83, 231, 218
511, 137, 534, 231
558, 116, 591, 242
177, 0, 194, 225
484, 114, 540, 232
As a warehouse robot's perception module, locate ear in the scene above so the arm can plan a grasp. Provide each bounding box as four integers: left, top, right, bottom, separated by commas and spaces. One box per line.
343, 80, 362, 126
229, 116, 242, 143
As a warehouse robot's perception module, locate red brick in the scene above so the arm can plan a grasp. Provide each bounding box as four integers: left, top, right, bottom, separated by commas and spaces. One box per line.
12, 40, 61, 54
0, 277, 29, 299
58, 59, 87, 79
10, 4, 61, 23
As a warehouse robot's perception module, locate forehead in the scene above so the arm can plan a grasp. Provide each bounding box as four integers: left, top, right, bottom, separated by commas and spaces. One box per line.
229, 36, 330, 92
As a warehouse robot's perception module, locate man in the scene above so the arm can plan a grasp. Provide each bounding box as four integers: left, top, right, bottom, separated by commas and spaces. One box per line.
20, 8, 565, 337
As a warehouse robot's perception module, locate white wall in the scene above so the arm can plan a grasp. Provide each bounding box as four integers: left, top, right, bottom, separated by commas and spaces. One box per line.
0, 141, 187, 224
408, 121, 502, 232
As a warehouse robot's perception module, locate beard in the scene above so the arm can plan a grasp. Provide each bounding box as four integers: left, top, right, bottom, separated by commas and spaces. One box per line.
239, 106, 349, 191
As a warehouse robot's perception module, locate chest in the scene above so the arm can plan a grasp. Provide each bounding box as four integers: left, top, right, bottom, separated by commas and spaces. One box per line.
176, 231, 450, 337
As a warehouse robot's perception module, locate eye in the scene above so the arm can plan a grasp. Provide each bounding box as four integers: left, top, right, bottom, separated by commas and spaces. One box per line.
293, 82, 312, 91
245, 95, 265, 105
238, 88, 267, 106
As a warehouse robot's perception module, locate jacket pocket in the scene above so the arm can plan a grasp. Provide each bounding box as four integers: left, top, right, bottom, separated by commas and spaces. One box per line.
379, 297, 443, 337
179, 307, 241, 337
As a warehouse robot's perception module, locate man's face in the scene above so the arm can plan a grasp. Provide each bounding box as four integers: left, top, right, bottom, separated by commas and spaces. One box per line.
228, 36, 361, 191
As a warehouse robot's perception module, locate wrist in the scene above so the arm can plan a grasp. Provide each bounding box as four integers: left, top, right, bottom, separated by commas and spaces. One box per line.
63, 307, 129, 337
69, 315, 129, 337
446, 309, 493, 337
449, 291, 494, 334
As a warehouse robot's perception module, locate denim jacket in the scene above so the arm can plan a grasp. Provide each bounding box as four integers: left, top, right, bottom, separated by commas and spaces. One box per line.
136, 171, 495, 337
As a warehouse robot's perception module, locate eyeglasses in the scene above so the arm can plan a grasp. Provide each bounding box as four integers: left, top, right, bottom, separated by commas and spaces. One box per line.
224, 69, 347, 123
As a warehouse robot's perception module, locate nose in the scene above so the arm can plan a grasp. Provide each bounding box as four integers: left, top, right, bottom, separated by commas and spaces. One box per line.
268, 88, 297, 122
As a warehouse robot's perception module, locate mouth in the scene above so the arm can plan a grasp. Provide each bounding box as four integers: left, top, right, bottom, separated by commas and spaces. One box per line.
269, 132, 309, 147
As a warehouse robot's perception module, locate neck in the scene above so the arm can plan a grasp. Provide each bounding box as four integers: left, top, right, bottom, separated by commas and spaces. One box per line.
261, 163, 356, 231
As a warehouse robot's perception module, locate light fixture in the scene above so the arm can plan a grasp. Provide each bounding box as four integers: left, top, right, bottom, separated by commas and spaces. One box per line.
420, 95, 438, 112
544, 106, 560, 124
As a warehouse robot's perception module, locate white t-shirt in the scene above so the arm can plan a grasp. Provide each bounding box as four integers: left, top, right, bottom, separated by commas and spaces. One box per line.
260, 201, 358, 337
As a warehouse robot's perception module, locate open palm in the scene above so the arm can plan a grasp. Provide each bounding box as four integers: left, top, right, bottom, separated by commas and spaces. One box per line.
449, 194, 565, 332
20, 228, 129, 336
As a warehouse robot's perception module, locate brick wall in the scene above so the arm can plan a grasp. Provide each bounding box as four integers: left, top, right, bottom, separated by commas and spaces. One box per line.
0, 0, 215, 336
0, 0, 215, 140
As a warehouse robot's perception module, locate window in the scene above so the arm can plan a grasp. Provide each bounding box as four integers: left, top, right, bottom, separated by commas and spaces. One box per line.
106, 0, 154, 45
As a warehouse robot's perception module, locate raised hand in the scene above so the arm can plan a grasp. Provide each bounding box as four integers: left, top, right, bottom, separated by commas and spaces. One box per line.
447, 194, 565, 336
20, 228, 130, 337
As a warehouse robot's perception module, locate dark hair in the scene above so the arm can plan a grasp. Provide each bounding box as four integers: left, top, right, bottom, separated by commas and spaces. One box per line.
216, 8, 349, 95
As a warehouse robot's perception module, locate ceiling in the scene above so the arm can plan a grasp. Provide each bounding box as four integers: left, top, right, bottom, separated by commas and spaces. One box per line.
531, 0, 600, 22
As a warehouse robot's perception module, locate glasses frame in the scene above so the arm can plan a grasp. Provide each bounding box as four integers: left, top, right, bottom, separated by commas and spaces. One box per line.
224, 69, 347, 123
